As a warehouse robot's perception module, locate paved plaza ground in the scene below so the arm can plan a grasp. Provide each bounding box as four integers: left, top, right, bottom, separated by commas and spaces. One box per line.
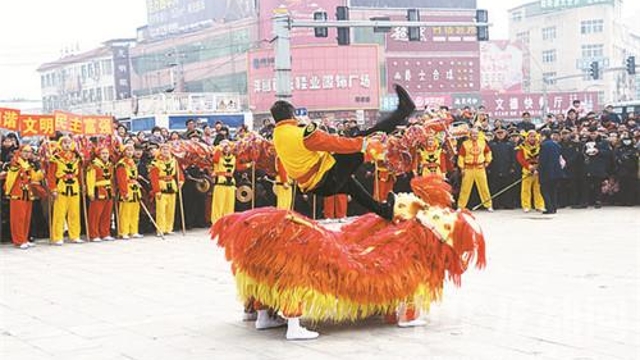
1, 208, 639, 360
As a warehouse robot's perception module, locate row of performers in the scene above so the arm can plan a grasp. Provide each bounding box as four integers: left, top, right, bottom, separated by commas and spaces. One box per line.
3, 127, 546, 248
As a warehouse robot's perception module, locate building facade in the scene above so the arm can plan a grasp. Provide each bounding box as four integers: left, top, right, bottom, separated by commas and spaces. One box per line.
509, 0, 640, 104
37, 39, 135, 114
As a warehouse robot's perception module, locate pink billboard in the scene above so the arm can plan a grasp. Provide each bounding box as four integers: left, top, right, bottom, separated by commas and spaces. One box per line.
481, 91, 600, 119
385, 13, 479, 53
258, 0, 345, 46
248, 45, 380, 112
480, 41, 524, 92
387, 57, 480, 93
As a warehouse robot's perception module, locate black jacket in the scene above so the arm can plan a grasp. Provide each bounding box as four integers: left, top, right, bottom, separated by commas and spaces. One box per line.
539, 139, 564, 182
615, 144, 639, 178
488, 139, 516, 177
583, 138, 613, 178
560, 140, 583, 178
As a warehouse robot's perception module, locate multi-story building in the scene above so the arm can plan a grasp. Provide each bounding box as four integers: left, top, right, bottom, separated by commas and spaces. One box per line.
37, 39, 135, 114
509, 0, 640, 104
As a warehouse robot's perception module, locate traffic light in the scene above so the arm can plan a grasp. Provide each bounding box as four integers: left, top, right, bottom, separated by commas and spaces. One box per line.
589, 61, 600, 80
313, 11, 328, 38
626, 56, 636, 75
476, 9, 489, 41
336, 6, 350, 45
407, 9, 420, 41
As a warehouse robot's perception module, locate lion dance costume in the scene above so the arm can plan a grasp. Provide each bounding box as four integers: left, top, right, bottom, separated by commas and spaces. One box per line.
212, 175, 486, 340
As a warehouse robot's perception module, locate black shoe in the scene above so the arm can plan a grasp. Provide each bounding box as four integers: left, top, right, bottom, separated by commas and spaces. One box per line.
572, 204, 587, 209
594, 202, 602, 209
360, 85, 415, 136
542, 210, 554, 215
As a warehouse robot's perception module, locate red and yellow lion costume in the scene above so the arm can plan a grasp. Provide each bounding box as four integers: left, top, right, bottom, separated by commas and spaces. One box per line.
211, 175, 486, 322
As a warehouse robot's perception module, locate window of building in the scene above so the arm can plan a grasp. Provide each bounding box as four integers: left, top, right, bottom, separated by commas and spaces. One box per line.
81, 65, 87, 79
516, 31, 530, 45
581, 19, 604, 34
102, 60, 113, 75
511, 11, 523, 22
89, 89, 95, 102
104, 86, 114, 101
88, 63, 94, 78
41, 75, 46, 87
542, 50, 556, 63
582, 44, 604, 59
96, 88, 102, 102
543, 72, 557, 85
542, 27, 556, 41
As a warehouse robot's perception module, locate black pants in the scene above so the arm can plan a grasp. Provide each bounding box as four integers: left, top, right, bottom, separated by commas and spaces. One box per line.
489, 174, 515, 209
617, 176, 639, 206
311, 153, 391, 220
582, 176, 604, 206
540, 180, 559, 213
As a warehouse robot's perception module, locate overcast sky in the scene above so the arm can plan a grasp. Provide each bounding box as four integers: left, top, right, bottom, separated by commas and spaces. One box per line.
2, 0, 640, 101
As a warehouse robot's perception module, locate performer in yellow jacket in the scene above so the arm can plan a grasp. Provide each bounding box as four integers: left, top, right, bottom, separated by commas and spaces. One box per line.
418, 135, 447, 177
149, 143, 184, 236
47, 136, 83, 245
516, 130, 545, 212
211, 140, 239, 223
86, 147, 114, 242
116, 144, 143, 239
4, 145, 43, 249
457, 128, 493, 211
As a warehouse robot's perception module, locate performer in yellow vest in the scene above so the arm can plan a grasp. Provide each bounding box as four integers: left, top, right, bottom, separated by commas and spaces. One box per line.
4, 145, 43, 249
211, 140, 238, 223
373, 155, 395, 203
269, 85, 415, 221
149, 143, 184, 236
457, 128, 494, 211
46, 136, 83, 245
116, 144, 143, 239
274, 156, 293, 210
86, 147, 115, 242
418, 135, 447, 177
516, 130, 545, 212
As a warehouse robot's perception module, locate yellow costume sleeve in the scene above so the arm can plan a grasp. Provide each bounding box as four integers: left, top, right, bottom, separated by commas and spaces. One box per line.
86, 166, 96, 198
4, 166, 18, 196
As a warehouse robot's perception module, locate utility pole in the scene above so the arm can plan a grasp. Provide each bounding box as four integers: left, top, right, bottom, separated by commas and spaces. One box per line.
271, 9, 490, 102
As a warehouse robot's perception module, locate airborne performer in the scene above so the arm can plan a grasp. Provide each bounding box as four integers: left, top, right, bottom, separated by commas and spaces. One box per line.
270, 85, 416, 220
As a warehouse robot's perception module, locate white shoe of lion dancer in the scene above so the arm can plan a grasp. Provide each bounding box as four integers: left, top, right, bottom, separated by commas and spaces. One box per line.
397, 318, 427, 328
242, 311, 257, 322
285, 318, 319, 340
255, 310, 286, 330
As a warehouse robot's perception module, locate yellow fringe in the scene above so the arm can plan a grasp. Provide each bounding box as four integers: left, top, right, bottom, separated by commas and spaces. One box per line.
234, 271, 444, 322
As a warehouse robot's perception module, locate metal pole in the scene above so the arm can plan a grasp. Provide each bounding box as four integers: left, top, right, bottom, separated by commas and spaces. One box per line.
273, 13, 292, 101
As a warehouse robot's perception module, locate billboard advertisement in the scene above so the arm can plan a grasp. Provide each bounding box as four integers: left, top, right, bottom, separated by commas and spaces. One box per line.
258, 0, 345, 46
385, 14, 479, 53
387, 57, 480, 94
539, 0, 613, 10
146, 0, 255, 39
480, 41, 524, 93
350, 0, 476, 8
481, 91, 599, 119
248, 45, 380, 112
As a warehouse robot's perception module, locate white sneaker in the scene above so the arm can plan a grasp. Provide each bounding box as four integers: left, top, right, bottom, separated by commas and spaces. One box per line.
156, 232, 164, 238
398, 318, 427, 328
487, 207, 494, 212
27, 242, 37, 247
92, 238, 102, 243
166, 231, 175, 235
18, 243, 30, 250
285, 318, 319, 340
103, 236, 115, 241
132, 233, 144, 239
121, 235, 130, 240
51, 240, 64, 246
69, 238, 85, 244
523, 208, 531, 213
338, 218, 349, 223
256, 310, 286, 330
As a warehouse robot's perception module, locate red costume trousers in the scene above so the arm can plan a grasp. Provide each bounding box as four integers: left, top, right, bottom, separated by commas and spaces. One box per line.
375, 177, 395, 203
324, 194, 348, 219
89, 199, 113, 239
10, 199, 32, 245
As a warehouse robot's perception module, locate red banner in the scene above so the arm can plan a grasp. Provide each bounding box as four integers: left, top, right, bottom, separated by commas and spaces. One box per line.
18, 114, 56, 137
53, 111, 70, 132
0, 108, 21, 131
481, 91, 599, 119
82, 115, 114, 136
